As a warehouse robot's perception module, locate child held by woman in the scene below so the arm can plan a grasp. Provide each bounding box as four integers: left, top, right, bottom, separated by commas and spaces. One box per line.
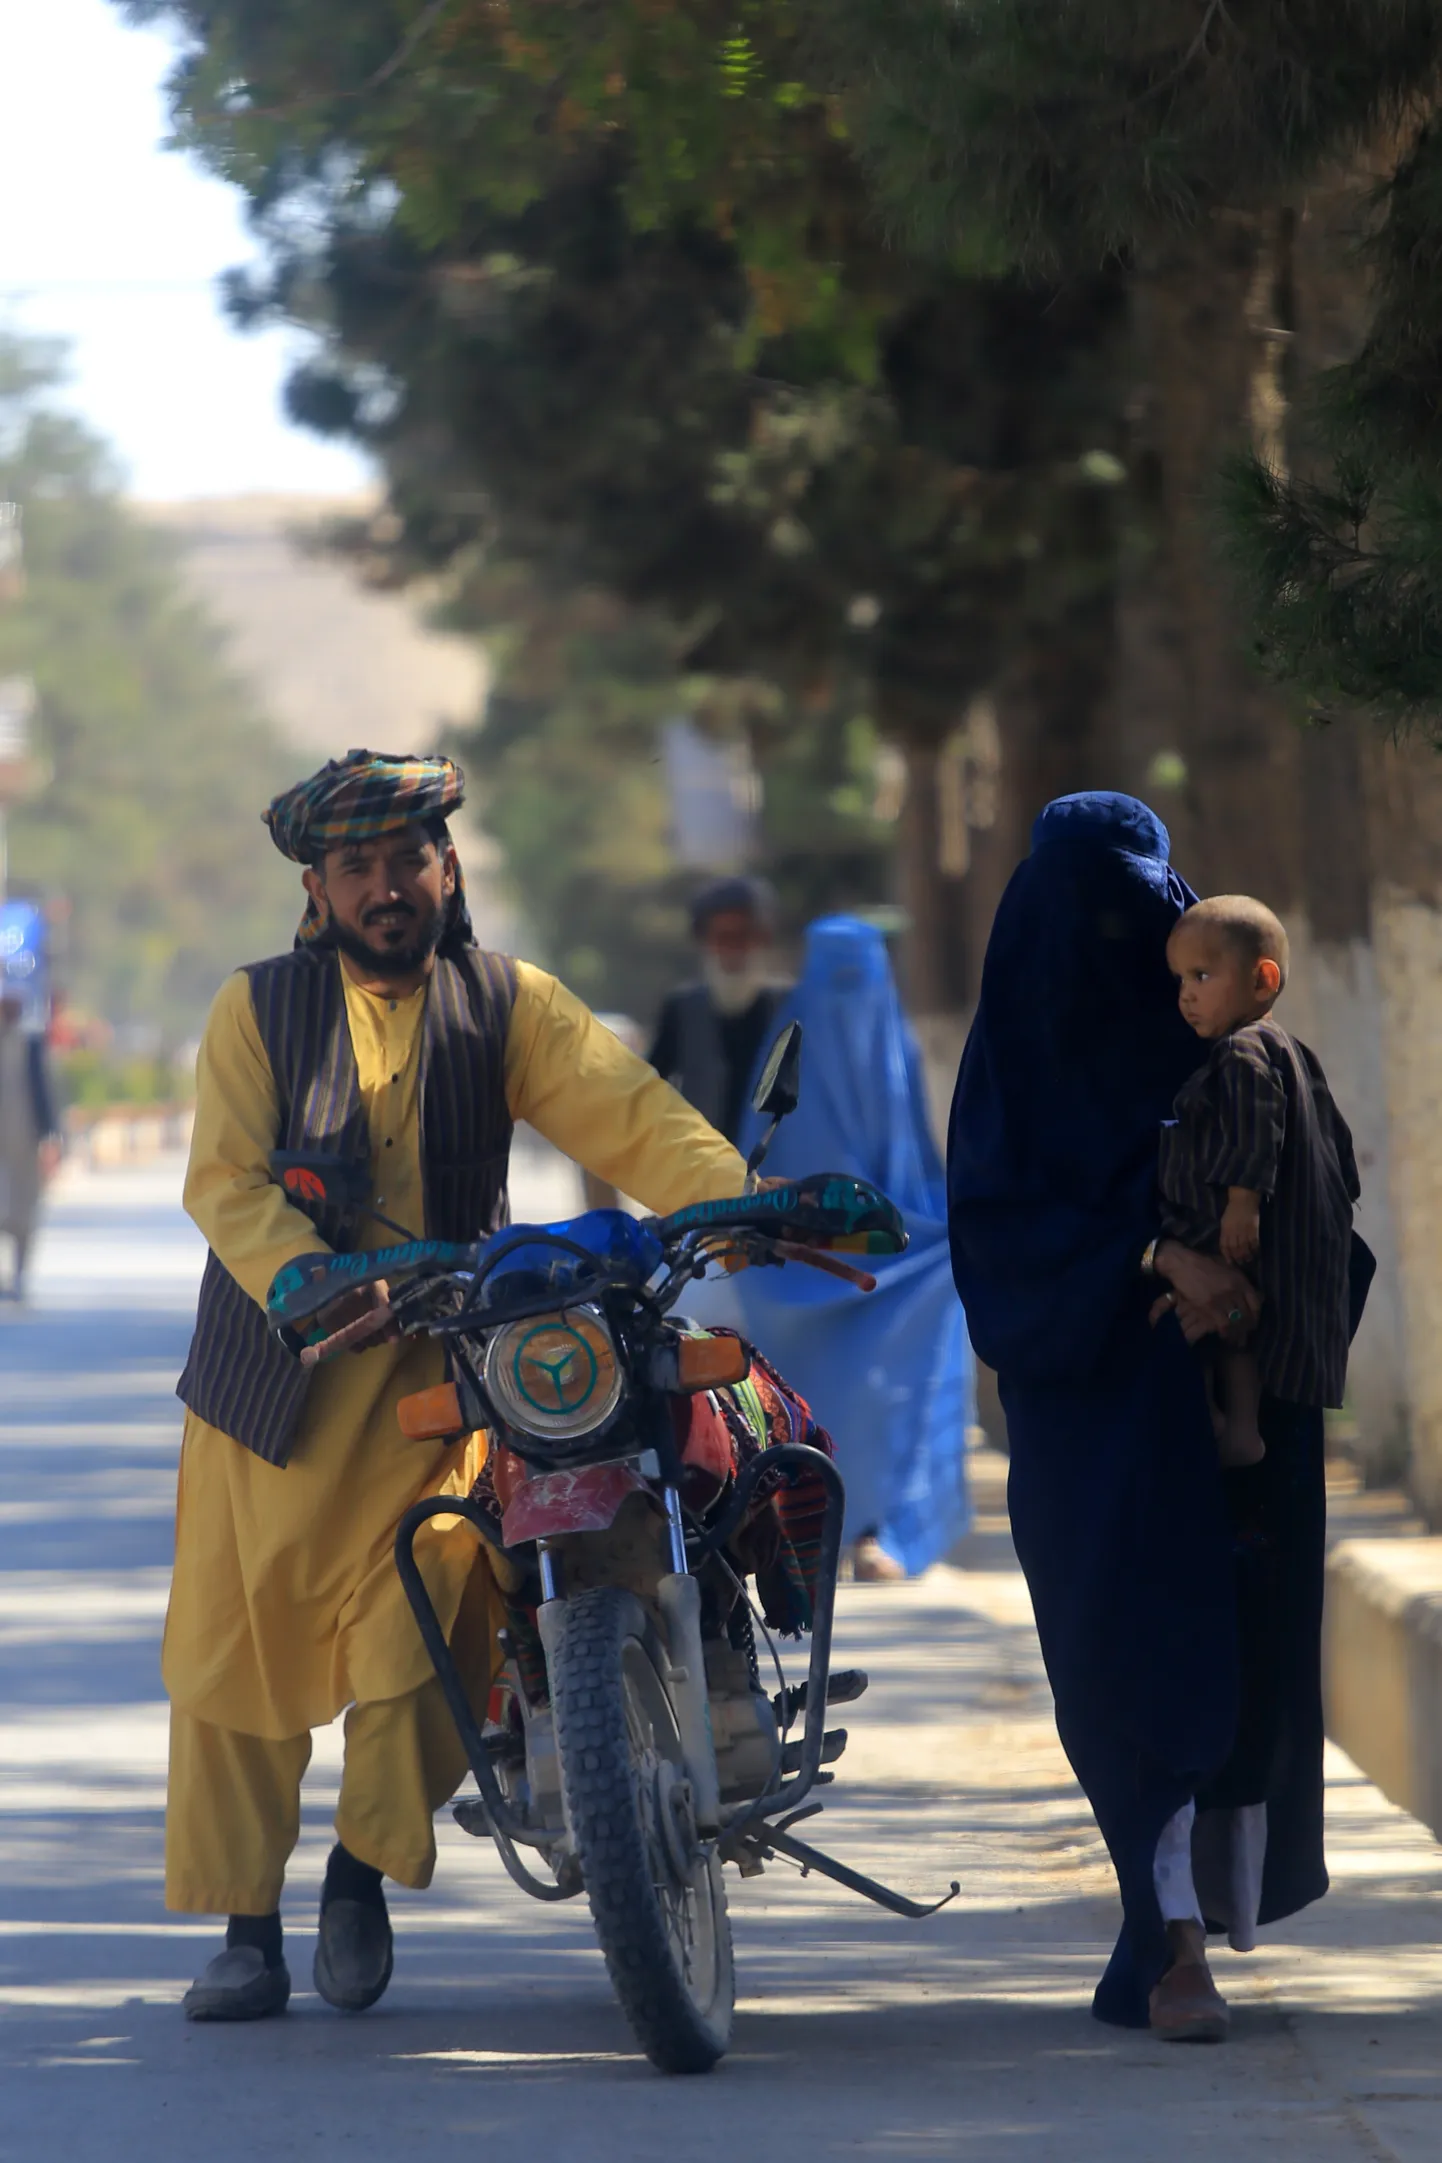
1156, 896, 1359, 1466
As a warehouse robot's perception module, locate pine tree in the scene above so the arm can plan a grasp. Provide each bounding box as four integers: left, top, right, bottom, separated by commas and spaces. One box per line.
122, 0, 1132, 1013
816, 1, 1442, 273
426, 565, 896, 1018
808, 0, 1442, 864
1220, 122, 1442, 723
812, 2, 1442, 744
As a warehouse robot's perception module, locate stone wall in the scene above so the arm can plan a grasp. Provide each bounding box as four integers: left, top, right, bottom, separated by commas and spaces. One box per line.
1277, 923, 1410, 1482
1373, 890, 1442, 1517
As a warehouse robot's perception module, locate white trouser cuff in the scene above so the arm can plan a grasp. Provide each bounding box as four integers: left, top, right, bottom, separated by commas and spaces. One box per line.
1153, 1798, 1204, 1926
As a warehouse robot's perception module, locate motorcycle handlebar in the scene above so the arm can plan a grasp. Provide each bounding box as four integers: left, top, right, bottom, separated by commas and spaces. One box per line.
270, 1178, 903, 1342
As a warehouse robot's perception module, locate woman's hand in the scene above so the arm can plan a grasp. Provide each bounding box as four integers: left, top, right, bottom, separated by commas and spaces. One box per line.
1149, 1240, 1260, 1344
1150, 1291, 1226, 1345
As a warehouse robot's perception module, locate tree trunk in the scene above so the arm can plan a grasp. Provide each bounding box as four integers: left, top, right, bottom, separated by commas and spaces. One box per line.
893, 734, 952, 1019
1113, 193, 1429, 1497
967, 588, 1120, 1005
876, 680, 975, 1140
878, 676, 974, 1021
1120, 216, 1304, 903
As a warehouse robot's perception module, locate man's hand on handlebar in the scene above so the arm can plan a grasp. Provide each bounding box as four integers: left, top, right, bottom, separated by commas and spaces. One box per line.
722, 1177, 791, 1273
721, 1181, 876, 1291
304, 1280, 398, 1364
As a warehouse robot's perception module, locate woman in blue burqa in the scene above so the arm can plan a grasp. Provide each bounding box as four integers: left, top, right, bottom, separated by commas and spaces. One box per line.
689, 915, 972, 1576
948, 793, 1364, 2039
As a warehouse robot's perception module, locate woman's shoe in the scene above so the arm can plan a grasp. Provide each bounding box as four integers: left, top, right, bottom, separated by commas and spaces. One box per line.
851, 1535, 906, 1583
1149, 1958, 1230, 2042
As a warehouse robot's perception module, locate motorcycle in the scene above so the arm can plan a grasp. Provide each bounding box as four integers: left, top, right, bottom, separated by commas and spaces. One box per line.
267, 1025, 957, 2073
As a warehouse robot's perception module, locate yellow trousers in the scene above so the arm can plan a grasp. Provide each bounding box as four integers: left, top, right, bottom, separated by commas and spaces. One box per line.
166, 1561, 501, 1915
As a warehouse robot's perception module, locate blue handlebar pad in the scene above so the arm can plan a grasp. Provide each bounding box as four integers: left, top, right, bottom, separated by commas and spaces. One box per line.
653, 1173, 907, 1255
265, 1210, 664, 1329
267, 1240, 480, 1326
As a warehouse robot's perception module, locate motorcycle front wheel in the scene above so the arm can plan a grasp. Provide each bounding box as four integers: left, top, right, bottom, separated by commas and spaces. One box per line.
550, 1584, 735, 2074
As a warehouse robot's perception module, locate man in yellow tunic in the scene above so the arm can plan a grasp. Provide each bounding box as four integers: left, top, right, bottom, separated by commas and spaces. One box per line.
168, 750, 748, 2022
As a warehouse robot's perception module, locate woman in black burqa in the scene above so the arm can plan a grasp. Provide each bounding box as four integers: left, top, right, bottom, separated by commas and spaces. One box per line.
947, 792, 1371, 2036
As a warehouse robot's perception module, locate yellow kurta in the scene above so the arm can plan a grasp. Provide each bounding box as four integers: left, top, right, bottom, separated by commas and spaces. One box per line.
163, 958, 747, 1739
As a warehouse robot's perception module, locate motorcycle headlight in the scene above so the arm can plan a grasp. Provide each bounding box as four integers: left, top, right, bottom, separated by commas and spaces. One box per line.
482, 1306, 623, 1443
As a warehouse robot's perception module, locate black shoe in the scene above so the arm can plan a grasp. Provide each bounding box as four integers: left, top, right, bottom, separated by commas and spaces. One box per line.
313, 1897, 394, 2012
183, 1944, 291, 2022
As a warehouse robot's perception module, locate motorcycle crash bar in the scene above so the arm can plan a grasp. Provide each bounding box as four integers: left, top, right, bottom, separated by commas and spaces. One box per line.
394, 1492, 578, 1903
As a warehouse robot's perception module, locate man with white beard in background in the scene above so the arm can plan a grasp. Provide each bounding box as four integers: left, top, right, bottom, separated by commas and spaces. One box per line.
648, 877, 785, 1148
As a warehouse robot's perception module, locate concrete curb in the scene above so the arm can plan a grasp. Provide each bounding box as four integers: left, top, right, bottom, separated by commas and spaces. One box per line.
1325, 1492, 1442, 1843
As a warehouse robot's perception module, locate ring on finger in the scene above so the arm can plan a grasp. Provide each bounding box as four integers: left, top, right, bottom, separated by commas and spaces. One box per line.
1227, 1306, 1244, 1324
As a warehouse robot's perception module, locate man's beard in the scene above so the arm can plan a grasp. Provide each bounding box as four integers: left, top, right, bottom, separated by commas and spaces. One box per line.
330, 905, 445, 979
703, 953, 770, 1017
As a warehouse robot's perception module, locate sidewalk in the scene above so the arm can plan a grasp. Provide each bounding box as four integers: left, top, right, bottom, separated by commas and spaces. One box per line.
4, 1173, 1442, 2158
1325, 1461, 1442, 1858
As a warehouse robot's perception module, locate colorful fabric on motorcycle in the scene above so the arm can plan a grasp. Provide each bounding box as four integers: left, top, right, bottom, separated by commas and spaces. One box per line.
710, 1336, 835, 1637
262, 747, 474, 951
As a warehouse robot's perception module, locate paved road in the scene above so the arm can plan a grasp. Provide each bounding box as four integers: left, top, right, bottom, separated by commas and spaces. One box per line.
2, 1162, 1442, 2161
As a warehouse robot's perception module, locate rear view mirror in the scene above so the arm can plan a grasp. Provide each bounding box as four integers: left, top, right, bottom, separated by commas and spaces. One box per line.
751, 1022, 803, 1121
746, 1022, 803, 1183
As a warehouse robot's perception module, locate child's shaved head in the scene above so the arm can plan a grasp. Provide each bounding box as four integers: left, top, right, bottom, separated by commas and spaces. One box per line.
1178, 895, 1290, 990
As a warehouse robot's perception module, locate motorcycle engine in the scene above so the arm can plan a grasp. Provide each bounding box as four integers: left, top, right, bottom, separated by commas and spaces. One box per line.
705, 1643, 781, 1802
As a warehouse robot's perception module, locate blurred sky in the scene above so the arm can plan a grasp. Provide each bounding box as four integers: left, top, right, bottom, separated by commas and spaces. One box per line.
2, 0, 372, 501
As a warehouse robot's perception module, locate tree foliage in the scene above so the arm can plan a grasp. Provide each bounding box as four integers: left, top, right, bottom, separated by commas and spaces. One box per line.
123, 0, 1136, 1006
142, 0, 1128, 729
125, 0, 875, 333
453, 576, 894, 1018
812, 0, 1442, 269
808, 0, 1442, 729
0, 331, 301, 1034
1221, 121, 1442, 723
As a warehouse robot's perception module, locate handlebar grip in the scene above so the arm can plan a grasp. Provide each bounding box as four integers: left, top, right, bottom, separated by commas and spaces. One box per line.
651, 1174, 906, 1255
773, 1242, 877, 1292
298, 1302, 396, 1368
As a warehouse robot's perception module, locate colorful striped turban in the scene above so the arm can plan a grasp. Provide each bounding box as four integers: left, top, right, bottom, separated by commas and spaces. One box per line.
263, 748, 474, 951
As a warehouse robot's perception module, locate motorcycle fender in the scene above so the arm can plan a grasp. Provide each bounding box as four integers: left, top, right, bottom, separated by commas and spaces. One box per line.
500, 1461, 648, 1546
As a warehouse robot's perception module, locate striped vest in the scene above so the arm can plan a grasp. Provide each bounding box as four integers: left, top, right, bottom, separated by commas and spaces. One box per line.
178, 943, 516, 1467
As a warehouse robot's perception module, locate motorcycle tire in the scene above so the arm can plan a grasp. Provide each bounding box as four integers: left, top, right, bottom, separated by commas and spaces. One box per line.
550, 1584, 735, 2074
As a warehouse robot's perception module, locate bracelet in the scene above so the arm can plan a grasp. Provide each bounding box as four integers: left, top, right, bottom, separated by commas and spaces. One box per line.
1140, 1236, 1160, 1278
